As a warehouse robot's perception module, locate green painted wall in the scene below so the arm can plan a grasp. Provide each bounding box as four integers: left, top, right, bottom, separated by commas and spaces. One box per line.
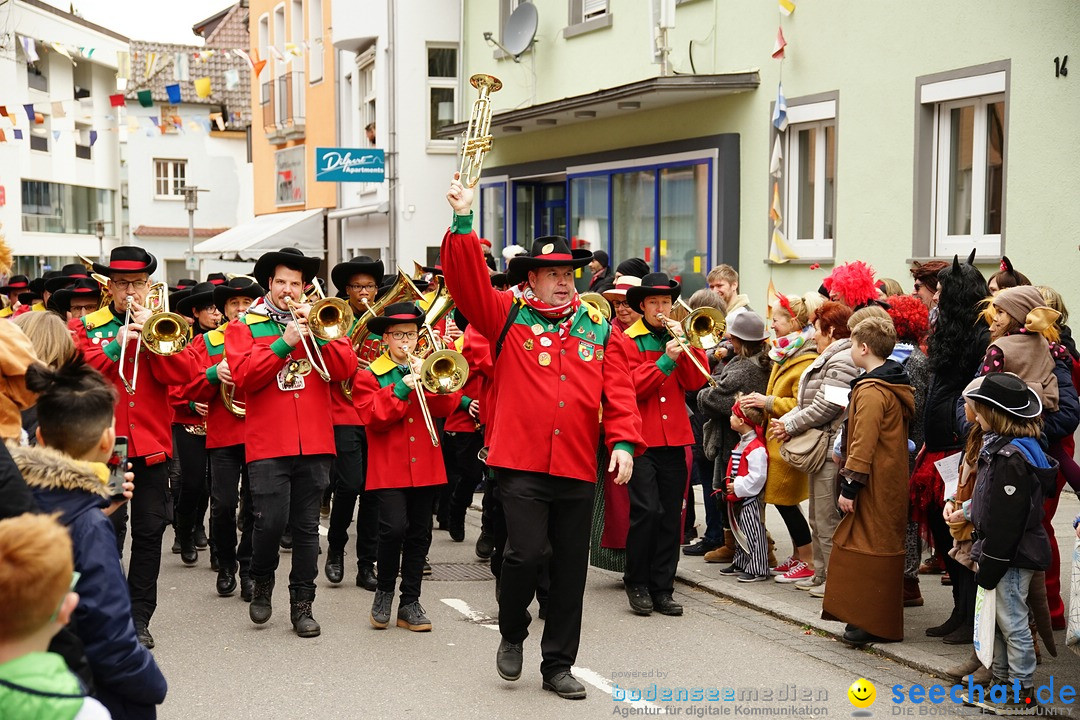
463, 1, 1080, 312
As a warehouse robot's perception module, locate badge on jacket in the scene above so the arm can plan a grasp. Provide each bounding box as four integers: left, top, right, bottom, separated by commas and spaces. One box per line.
277, 357, 312, 391
578, 343, 594, 362
538, 352, 551, 367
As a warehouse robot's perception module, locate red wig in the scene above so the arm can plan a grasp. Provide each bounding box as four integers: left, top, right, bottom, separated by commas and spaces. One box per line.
886, 294, 930, 344
823, 261, 878, 309
815, 301, 853, 340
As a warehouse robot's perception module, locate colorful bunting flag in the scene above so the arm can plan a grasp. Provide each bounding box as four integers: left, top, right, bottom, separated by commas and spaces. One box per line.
779, 0, 796, 16
769, 135, 783, 178
109, 94, 125, 108
194, 77, 212, 99
23, 104, 43, 124
52, 130, 61, 141
210, 112, 225, 131
137, 90, 153, 108
79, 47, 95, 59
770, 181, 783, 225
13, 129, 23, 140
772, 84, 788, 132
19, 36, 40, 63
144, 51, 158, 79
269, 46, 286, 63
234, 49, 253, 67
772, 27, 786, 59
0, 129, 5, 143
285, 42, 302, 57
89, 130, 98, 146
51, 42, 76, 64
116, 50, 131, 80
253, 59, 267, 78
166, 84, 182, 104
173, 53, 190, 82
51, 101, 66, 118
225, 69, 240, 90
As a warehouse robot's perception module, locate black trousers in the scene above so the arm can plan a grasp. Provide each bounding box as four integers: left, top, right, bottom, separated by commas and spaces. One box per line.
109, 456, 171, 626
173, 426, 209, 517
247, 455, 331, 593
441, 430, 485, 531
375, 486, 437, 605
326, 425, 378, 569
496, 470, 594, 679
209, 444, 253, 575
624, 446, 687, 595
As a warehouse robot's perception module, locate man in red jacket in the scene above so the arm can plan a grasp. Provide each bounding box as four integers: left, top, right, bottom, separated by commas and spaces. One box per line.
226, 248, 357, 638
620, 273, 708, 617
443, 174, 644, 700
71, 246, 196, 649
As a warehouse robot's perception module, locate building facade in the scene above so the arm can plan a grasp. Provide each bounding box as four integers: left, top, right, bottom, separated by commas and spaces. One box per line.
0, 0, 128, 277
454, 0, 1080, 310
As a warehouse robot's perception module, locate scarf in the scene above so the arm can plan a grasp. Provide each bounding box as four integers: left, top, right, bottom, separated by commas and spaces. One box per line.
768, 326, 814, 365
257, 294, 292, 325
515, 284, 581, 337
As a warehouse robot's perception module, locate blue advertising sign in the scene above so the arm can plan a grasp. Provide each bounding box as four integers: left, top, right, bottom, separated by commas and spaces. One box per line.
315, 147, 385, 183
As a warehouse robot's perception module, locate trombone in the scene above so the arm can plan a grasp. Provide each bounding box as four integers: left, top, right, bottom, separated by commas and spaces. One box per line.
657, 308, 721, 388
404, 345, 470, 448
118, 283, 192, 395
282, 280, 354, 382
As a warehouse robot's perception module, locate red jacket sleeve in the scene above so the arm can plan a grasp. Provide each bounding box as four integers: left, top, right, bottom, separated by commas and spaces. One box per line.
319, 336, 359, 383
173, 337, 217, 404
601, 326, 646, 455
440, 214, 512, 342
353, 371, 410, 431
227, 321, 285, 394
675, 347, 709, 391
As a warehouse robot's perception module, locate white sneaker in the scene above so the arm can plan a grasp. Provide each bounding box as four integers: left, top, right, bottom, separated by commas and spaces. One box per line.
808, 582, 827, 598
795, 574, 824, 590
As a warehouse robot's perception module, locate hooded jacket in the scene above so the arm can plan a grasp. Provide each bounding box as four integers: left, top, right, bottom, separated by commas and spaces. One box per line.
840, 359, 916, 495
970, 435, 1059, 589
10, 444, 167, 720
0, 652, 110, 720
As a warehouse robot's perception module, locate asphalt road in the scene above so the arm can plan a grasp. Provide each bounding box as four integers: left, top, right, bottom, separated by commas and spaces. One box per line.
144, 509, 971, 720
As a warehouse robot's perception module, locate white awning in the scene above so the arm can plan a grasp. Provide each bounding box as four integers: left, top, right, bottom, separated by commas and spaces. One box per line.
192, 209, 325, 261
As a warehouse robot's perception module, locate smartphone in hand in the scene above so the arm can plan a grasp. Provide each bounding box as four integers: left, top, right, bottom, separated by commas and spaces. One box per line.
106, 436, 129, 500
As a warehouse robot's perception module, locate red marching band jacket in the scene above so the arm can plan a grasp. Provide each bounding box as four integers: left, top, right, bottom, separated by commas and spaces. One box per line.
618, 319, 708, 448
443, 327, 489, 433
440, 213, 645, 483
171, 328, 247, 450
225, 298, 357, 463
352, 353, 461, 490
73, 306, 198, 459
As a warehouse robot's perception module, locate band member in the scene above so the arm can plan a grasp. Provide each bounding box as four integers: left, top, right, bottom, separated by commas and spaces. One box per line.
226, 248, 357, 638
619, 273, 708, 617
443, 174, 643, 700
0, 274, 31, 317
175, 276, 264, 600
440, 321, 487, 543
324, 256, 384, 592
44, 264, 92, 315
50, 278, 101, 321
71, 246, 196, 649
353, 303, 461, 631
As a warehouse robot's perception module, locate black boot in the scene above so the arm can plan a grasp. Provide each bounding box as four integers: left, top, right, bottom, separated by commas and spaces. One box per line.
324, 548, 344, 585
290, 588, 321, 638
249, 575, 274, 624
216, 562, 237, 596
240, 575, 254, 603
193, 524, 209, 550
355, 565, 378, 592
176, 512, 198, 566
280, 525, 293, 550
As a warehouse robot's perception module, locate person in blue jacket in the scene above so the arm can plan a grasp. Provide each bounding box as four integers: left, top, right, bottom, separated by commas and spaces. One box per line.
11, 356, 167, 720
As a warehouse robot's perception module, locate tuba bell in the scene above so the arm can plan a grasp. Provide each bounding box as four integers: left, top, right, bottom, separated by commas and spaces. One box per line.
142, 283, 192, 356
220, 383, 245, 418
579, 292, 611, 321
674, 298, 726, 351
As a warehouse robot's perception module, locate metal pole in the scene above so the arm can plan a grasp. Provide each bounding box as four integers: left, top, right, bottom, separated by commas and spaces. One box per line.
386, 0, 397, 272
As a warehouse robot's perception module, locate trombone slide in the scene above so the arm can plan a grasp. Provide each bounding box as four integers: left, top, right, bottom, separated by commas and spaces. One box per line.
405, 351, 440, 447
658, 314, 718, 388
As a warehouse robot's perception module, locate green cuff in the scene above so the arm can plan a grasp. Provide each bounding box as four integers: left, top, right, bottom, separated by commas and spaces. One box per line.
103, 337, 123, 362
656, 354, 676, 375
188, 401, 197, 413
206, 364, 220, 385
270, 337, 294, 358
459, 395, 473, 412
451, 211, 473, 235
613, 441, 635, 455
393, 379, 413, 401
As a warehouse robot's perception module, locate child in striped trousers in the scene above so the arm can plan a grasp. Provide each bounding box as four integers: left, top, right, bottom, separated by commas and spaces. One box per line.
719, 400, 770, 582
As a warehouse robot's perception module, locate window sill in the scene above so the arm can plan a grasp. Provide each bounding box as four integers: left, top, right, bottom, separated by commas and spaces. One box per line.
154, 196, 186, 202
762, 257, 835, 266
426, 142, 457, 155
563, 14, 613, 40
906, 255, 1000, 264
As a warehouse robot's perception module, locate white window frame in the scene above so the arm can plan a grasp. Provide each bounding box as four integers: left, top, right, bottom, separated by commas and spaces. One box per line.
779, 99, 836, 260
426, 44, 457, 153
153, 159, 188, 200
258, 14, 270, 104
565, 0, 612, 38
307, 0, 324, 83
357, 48, 377, 196
929, 92, 1004, 258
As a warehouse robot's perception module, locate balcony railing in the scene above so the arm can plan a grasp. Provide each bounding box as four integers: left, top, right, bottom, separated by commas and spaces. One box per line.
277, 71, 306, 139
261, 80, 285, 144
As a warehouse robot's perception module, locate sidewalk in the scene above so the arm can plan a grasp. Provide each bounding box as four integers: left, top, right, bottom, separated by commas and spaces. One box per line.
674, 491, 1080, 680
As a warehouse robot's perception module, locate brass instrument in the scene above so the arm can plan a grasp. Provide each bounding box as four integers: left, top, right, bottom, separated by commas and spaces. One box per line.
673, 297, 726, 351
283, 280, 354, 382
118, 283, 192, 395
404, 345, 470, 448
458, 74, 502, 188
657, 310, 719, 389
220, 383, 245, 418
415, 276, 456, 357
78, 255, 109, 309
580, 292, 611, 321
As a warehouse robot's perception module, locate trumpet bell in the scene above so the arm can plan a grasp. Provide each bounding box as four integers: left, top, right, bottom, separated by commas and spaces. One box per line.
308, 297, 355, 341
220, 384, 246, 418
420, 349, 470, 394
579, 292, 611, 321
142, 312, 193, 355
684, 307, 726, 350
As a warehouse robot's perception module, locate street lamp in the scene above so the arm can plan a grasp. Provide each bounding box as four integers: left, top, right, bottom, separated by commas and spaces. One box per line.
181, 185, 208, 274
89, 219, 111, 262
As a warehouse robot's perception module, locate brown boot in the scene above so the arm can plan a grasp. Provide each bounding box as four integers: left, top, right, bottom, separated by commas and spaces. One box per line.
945, 651, 981, 681
767, 532, 777, 568
903, 577, 924, 607
704, 530, 736, 564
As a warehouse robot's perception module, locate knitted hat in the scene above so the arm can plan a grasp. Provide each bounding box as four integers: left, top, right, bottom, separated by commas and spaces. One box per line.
993, 286, 1060, 333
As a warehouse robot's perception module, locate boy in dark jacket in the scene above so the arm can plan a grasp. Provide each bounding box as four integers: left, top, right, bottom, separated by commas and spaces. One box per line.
12, 358, 167, 720
961, 372, 1058, 714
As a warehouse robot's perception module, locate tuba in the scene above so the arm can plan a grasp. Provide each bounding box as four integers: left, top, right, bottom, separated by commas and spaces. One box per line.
414, 276, 456, 357
220, 383, 245, 418
458, 74, 502, 188
580, 292, 611, 321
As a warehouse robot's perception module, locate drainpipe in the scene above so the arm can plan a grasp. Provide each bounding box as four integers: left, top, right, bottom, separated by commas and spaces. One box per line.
385, 0, 398, 271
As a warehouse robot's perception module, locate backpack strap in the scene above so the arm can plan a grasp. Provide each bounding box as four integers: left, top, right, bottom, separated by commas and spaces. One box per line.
494, 300, 523, 360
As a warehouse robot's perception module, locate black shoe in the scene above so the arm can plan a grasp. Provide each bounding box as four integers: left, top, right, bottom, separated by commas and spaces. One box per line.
240, 576, 253, 602
925, 613, 963, 637
423, 560, 432, 576
324, 549, 344, 585
290, 589, 321, 638
320, 498, 331, 519
683, 540, 719, 557
718, 564, 744, 577
249, 576, 274, 624
135, 623, 155, 649
370, 589, 393, 629
841, 627, 889, 648
682, 526, 699, 545
209, 553, 219, 572
538, 602, 548, 620
652, 593, 683, 616
475, 532, 495, 560
543, 671, 587, 700
396, 601, 432, 632
356, 566, 378, 591
216, 565, 237, 596
193, 525, 209, 550
496, 638, 523, 681
280, 528, 293, 550
449, 524, 465, 543
171, 536, 181, 554
941, 623, 974, 645
625, 584, 653, 616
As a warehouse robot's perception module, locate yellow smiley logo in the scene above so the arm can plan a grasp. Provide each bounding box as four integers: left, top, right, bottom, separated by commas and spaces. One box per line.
847, 678, 876, 709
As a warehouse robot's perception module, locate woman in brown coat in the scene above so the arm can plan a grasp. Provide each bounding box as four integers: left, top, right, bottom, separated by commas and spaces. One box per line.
740, 293, 820, 581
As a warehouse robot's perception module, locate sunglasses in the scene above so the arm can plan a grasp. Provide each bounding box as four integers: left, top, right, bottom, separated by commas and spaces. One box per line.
48, 571, 81, 623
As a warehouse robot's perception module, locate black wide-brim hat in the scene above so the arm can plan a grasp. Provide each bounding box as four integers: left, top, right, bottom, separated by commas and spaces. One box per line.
506, 236, 592, 285
367, 302, 425, 336
206, 272, 228, 286
175, 282, 218, 317
18, 291, 42, 306
0, 274, 31, 294
213, 277, 266, 314
44, 264, 90, 293
626, 272, 681, 315
169, 278, 198, 292
169, 288, 193, 313
332, 256, 385, 291
252, 248, 321, 287
963, 371, 1042, 419
93, 246, 157, 277
50, 278, 101, 314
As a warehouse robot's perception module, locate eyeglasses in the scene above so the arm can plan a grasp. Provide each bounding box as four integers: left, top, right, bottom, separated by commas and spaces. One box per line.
913, 282, 923, 291
612, 300, 630, 309
347, 283, 378, 292
389, 331, 418, 340
48, 571, 81, 623
111, 279, 149, 291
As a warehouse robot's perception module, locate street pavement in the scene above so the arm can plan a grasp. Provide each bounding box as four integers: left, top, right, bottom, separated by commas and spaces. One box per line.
143, 490, 1080, 719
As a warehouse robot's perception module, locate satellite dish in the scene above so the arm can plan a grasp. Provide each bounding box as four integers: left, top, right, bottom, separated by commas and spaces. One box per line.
502, 2, 538, 59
